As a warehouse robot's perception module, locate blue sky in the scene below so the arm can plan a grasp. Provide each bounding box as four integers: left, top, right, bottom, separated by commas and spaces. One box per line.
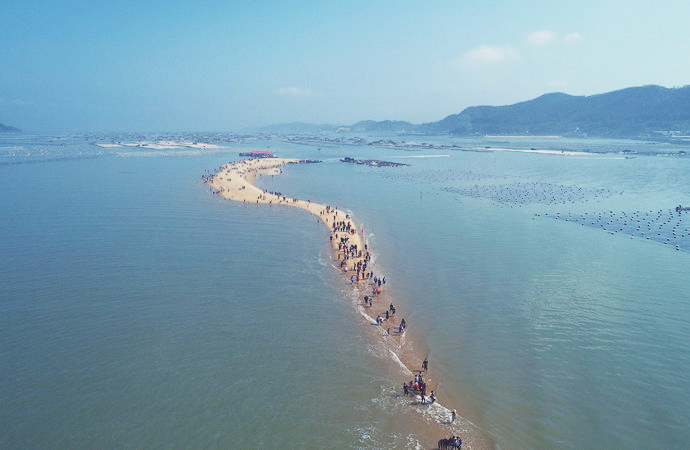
2, 0, 689, 132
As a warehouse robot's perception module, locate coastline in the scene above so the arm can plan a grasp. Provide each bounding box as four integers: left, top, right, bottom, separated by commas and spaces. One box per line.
205, 157, 493, 448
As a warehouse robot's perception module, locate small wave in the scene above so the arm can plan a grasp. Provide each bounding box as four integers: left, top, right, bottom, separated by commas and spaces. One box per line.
358, 306, 377, 325
389, 349, 413, 376
405, 390, 477, 434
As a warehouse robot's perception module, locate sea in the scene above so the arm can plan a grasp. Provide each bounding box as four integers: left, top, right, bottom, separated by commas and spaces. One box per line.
1, 133, 689, 448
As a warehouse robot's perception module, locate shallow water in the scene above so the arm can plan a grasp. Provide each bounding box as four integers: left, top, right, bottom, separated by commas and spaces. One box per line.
2, 134, 690, 448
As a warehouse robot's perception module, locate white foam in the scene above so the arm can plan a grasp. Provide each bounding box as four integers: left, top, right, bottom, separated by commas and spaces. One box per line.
421, 400, 453, 423
406, 435, 423, 449
358, 307, 377, 325
389, 349, 413, 376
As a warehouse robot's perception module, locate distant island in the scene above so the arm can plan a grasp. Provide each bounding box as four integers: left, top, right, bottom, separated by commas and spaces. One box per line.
0, 122, 21, 133
260, 85, 690, 140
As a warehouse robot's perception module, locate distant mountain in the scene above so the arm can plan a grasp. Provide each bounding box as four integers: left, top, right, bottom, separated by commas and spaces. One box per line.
420, 85, 690, 137
0, 122, 21, 132
256, 122, 340, 134
259, 120, 419, 135
259, 85, 690, 139
350, 120, 418, 133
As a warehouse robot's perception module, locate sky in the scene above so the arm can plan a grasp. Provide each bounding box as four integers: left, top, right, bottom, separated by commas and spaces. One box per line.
2, 0, 690, 132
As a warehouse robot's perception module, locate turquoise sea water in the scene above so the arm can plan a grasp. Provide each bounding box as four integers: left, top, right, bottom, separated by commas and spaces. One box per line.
2, 134, 689, 448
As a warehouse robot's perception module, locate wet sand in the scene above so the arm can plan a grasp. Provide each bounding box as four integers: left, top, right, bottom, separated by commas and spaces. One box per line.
206, 158, 493, 448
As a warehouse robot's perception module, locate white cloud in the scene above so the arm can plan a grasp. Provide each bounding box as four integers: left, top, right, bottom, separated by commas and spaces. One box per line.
274, 86, 313, 96
464, 44, 519, 63
563, 32, 583, 44
528, 30, 557, 46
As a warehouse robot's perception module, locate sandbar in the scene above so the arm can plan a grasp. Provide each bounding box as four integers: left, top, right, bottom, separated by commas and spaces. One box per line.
205, 157, 492, 448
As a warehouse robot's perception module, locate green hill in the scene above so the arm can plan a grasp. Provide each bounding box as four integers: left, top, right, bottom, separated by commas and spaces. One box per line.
420, 85, 690, 137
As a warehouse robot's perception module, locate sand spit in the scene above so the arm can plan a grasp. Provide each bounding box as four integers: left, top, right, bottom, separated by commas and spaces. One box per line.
205, 157, 493, 448
475, 146, 594, 156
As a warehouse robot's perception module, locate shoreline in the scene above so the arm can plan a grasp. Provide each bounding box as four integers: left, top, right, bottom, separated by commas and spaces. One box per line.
205, 157, 492, 448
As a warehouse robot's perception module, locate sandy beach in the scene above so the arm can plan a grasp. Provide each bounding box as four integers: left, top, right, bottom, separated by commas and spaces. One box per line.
206, 157, 492, 448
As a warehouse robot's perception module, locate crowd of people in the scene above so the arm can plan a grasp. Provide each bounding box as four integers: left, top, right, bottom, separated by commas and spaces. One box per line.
322, 198, 461, 443
438, 435, 462, 449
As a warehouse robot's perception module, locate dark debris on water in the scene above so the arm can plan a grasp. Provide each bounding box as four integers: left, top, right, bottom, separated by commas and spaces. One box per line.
379, 168, 495, 184
443, 182, 613, 207
540, 209, 690, 252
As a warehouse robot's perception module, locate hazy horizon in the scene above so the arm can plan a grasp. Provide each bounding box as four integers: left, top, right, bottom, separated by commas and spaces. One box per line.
2, 0, 690, 132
